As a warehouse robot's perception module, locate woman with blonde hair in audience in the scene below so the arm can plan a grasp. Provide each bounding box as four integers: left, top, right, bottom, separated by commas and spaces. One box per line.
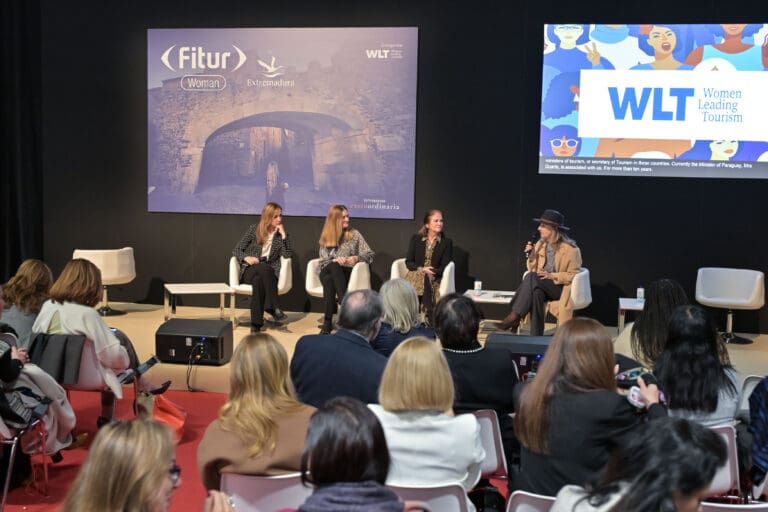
317, 204, 374, 334
62, 419, 232, 512
1, 259, 53, 348
513, 317, 666, 496
371, 279, 434, 357
198, 333, 315, 490
369, 336, 484, 510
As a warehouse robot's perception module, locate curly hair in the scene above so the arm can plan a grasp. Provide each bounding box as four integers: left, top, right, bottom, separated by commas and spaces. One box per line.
2, 259, 53, 313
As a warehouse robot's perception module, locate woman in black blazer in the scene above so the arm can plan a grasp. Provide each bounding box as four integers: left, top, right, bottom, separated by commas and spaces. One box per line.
232, 202, 293, 332
404, 209, 453, 322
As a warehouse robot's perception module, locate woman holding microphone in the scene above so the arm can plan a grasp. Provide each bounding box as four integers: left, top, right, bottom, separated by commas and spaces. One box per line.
496, 209, 581, 336
233, 202, 293, 333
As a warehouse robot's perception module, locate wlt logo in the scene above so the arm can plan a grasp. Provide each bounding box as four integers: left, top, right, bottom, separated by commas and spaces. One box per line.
608, 87, 695, 121
366, 49, 390, 59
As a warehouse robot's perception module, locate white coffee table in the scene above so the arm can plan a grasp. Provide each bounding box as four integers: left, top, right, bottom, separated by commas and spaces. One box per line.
618, 297, 645, 332
164, 283, 235, 324
463, 289, 516, 304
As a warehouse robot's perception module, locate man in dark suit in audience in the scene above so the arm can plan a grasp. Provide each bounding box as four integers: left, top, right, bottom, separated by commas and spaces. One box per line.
290, 289, 387, 407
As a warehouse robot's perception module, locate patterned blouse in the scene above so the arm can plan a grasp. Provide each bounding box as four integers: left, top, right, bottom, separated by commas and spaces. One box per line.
232, 224, 293, 278
318, 228, 375, 271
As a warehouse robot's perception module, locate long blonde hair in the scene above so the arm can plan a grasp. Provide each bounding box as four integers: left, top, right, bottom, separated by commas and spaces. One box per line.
219, 333, 303, 456
514, 318, 615, 454
3, 259, 53, 313
256, 202, 282, 245
318, 204, 351, 247
61, 420, 174, 512
379, 336, 454, 413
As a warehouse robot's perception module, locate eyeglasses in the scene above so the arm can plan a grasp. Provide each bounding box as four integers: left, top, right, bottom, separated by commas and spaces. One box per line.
550, 138, 579, 148
169, 462, 182, 485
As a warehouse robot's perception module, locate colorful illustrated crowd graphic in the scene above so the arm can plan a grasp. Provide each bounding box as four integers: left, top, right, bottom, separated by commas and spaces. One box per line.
541, 24, 768, 163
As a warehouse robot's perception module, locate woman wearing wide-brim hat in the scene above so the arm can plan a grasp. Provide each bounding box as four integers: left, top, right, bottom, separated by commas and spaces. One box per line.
496, 209, 582, 336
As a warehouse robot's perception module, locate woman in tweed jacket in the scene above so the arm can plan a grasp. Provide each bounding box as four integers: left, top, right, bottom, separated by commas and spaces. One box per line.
233, 202, 293, 332
317, 205, 374, 334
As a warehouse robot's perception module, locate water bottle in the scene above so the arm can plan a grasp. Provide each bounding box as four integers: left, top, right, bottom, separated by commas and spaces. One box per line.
637, 286, 645, 302
474, 278, 482, 294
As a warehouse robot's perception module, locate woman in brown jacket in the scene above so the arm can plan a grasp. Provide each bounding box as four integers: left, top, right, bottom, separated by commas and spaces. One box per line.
497, 209, 582, 336
197, 333, 315, 490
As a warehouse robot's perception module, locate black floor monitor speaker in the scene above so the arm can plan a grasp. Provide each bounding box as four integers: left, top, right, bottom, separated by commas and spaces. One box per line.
155, 319, 233, 366
485, 333, 552, 375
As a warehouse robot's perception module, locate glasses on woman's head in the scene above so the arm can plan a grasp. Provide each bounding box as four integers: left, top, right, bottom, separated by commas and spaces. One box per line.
550, 138, 579, 148
169, 462, 182, 485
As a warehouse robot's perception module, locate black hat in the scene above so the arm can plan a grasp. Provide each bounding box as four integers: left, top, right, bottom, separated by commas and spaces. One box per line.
533, 209, 570, 231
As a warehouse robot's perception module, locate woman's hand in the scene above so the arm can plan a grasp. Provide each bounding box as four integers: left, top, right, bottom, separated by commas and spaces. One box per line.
202, 491, 234, 512
525, 242, 534, 255
276, 224, 287, 238
422, 266, 435, 276
11, 347, 29, 364
637, 376, 661, 406
537, 270, 553, 280
244, 256, 259, 265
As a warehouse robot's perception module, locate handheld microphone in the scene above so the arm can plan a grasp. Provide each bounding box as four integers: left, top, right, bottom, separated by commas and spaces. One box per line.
524, 233, 538, 258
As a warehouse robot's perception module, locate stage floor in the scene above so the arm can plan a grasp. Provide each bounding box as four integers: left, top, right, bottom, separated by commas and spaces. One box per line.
104, 302, 768, 395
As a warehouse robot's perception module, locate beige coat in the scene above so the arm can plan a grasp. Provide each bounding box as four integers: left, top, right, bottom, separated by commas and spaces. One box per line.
526, 238, 582, 323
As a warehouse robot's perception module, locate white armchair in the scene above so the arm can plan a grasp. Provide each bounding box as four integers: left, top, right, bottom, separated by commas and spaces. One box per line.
229, 257, 292, 325
305, 258, 371, 298
390, 258, 456, 296
521, 267, 592, 323
72, 247, 136, 316
696, 267, 765, 345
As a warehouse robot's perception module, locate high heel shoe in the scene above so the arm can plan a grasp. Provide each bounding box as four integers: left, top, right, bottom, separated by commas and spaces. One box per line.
271, 308, 287, 321
148, 380, 171, 395
319, 319, 333, 335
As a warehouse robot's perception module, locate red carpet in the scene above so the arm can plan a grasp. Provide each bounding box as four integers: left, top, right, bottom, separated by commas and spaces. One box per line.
4, 388, 226, 512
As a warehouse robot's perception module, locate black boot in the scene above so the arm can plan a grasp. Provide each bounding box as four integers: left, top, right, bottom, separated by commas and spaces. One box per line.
496, 311, 521, 332
320, 318, 333, 335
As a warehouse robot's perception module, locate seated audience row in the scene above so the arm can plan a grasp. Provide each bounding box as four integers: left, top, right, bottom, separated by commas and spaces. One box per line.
371, 279, 435, 357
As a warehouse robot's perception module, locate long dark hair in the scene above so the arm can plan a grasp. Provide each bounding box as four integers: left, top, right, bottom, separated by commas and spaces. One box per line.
584, 417, 725, 511
630, 278, 689, 365
515, 318, 615, 454
654, 305, 737, 412
300, 397, 390, 486
433, 293, 481, 350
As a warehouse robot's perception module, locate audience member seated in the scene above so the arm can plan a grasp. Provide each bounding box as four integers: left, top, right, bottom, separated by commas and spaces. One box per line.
62, 419, 233, 512
317, 204, 375, 334
513, 318, 665, 496
655, 305, 739, 427
369, 336, 484, 510
434, 293, 520, 466
371, 279, 435, 357
297, 396, 414, 512
403, 208, 453, 323
1, 259, 53, 349
31, 259, 166, 422
198, 333, 315, 490
613, 278, 689, 367
551, 417, 726, 511
232, 202, 292, 333
290, 289, 387, 407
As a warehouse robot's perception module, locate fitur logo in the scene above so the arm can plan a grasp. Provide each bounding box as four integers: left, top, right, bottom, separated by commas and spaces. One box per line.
160, 45, 247, 72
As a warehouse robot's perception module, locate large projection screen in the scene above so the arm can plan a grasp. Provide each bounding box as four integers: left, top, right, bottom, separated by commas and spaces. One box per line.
539, 24, 768, 178
148, 27, 418, 218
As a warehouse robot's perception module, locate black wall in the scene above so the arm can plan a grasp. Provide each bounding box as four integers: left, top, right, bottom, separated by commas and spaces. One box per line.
38, 0, 768, 330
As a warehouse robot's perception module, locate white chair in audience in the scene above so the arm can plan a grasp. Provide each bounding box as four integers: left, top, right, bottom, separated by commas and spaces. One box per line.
506, 490, 556, 512
388, 483, 469, 512
707, 424, 741, 499
220, 472, 312, 512
390, 258, 456, 296
305, 258, 371, 298
72, 247, 136, 316
472, 409, 508, 480
737, 374, 764, 422
228, 256, 292, 324
702, 503, 768, 511
695, 267, 765, 345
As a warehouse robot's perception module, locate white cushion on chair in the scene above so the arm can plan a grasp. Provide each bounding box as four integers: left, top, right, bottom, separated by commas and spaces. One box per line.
72, 247, 136, 286
229, 256, 292, 296
390, 257, 455, 296
696, 267, 765, 310
571, 268, 592, 311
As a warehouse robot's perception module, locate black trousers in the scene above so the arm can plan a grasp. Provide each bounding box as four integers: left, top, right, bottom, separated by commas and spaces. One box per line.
242, 263, 280, 326
511, 272, 562, 336
320, 262, 352, 320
